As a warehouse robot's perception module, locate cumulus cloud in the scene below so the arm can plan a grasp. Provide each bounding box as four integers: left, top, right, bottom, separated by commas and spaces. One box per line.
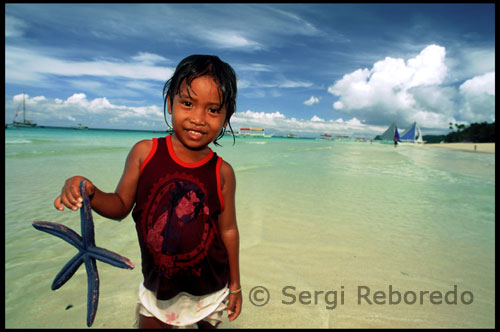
304, 96, 319, 106
328, 44, 495, 128
328, 44, 450, 129
310, 115, 324, 122
230, 109, 382, 136
7, 93, 163, 128
6, 93, 387, 136
460, 72, 495, 96
458, 72, 495, 123
232, 110, 286, 127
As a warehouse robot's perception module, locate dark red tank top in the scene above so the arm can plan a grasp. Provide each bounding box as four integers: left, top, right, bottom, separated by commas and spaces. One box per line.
132, 135, 229, 300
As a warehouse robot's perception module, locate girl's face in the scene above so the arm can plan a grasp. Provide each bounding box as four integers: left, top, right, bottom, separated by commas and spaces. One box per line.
168, 75, 227, 152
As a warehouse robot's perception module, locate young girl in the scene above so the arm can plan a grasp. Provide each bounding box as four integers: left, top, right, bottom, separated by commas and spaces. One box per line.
54, 55, 242, 328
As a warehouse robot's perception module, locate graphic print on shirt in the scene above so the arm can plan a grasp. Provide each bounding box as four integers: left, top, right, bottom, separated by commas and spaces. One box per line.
142, 171, 217, 279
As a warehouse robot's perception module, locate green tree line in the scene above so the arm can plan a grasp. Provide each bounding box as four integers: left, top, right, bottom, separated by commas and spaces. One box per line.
443, 121, 495, 143
418, 122, 495, 143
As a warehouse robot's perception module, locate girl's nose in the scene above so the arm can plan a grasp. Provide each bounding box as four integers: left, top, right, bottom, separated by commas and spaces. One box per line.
189, 108, 206, 126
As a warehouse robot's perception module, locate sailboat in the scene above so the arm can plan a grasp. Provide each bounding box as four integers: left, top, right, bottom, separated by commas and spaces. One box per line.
398, 122, 424, 144
376, 121, 400, 144
236, 128, 273, 138
11, 93, 37, 128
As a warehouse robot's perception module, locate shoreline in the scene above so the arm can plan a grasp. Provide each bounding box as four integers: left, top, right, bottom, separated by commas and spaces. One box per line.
426, 142, 495, 154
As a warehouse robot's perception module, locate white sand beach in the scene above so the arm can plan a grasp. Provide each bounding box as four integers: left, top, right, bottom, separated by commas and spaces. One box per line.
426, 143, 495, 154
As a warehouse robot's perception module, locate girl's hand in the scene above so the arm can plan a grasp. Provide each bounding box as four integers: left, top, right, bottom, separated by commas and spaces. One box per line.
227, 289, 242, 322
54, 176, 95, 211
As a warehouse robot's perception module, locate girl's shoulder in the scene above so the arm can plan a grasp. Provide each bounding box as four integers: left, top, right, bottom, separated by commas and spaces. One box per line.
132, 138, 154, 154
129, 138, 157, 166
220, 159, 234, 175
219, 159, 235, 189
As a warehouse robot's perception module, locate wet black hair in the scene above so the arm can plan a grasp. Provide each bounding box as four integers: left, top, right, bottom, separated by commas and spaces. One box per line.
163, 54, 237, 146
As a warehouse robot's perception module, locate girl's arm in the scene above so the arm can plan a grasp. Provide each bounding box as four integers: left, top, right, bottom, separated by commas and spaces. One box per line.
218, 160, 242, 322
54, 139, 152, 221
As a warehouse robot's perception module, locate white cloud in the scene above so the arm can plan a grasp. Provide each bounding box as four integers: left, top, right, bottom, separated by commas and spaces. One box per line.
346, 117, 363, 126
66, 93, 87, 104
278, 80, 313, 88
232, 110, 286, 127
333, 101, 343, 110
6, 93, 386, 136
458, 72, 495, 123
235, 63, 273, 72
327, 44, 463, 129
182, 5, 326, 51
204, 30, 263, 51
230, 109, 383, 136
310, 115, 324, 122
130, 52, 169, 65
304, 96, 319, 106
460, 72, 495, 96
32, 96, 47, 102
406, 44, 447, 87
5, 46, 175, 85
7, 93, 163, 128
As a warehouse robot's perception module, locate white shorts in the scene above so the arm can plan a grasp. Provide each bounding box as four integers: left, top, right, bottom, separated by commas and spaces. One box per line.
134, 282, 229, 328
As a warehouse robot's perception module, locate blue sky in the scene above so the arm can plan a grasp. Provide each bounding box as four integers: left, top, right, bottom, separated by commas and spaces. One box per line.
5, 4, 495, 137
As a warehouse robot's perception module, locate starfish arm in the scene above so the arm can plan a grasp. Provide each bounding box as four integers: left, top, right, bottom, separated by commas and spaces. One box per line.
32, 221, 84, 250
80, 180, 96, 249
51, 251, 85, 290
88, 246, 135, 270
84, 255, 99, 327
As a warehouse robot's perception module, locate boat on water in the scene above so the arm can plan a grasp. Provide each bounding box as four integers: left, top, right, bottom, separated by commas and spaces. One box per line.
375, 121, 424, 145
318, 133, 334, 140
398, 122, 424, 145
71, 123, 89, 130
236, 128, 273, 138
375, 121, 400, 145
8, 93, 37, 128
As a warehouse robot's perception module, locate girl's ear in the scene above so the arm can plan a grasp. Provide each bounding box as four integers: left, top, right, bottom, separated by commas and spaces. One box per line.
167, 94, 173, 115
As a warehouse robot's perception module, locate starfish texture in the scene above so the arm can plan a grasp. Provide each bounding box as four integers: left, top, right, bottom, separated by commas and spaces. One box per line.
33, 180, 134, 327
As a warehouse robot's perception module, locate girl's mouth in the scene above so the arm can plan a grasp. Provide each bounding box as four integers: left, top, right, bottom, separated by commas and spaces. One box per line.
186, 129, 204, 140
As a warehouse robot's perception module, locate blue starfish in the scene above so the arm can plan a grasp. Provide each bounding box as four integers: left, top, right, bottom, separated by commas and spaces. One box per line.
32, 180, 134, 327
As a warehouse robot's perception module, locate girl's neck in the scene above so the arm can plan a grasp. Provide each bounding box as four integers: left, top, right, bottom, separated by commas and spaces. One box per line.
170, 134, 211, 164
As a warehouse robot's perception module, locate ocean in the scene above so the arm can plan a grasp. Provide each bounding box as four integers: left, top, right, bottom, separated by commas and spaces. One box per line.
5, 127, 495, 328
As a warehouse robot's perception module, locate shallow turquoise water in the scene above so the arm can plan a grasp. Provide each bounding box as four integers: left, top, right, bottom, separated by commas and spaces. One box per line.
5, 127, 495, 328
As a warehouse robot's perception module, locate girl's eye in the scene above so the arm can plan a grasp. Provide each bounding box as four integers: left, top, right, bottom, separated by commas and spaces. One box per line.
182, 101, 192, 107
208, 108, 220, 114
